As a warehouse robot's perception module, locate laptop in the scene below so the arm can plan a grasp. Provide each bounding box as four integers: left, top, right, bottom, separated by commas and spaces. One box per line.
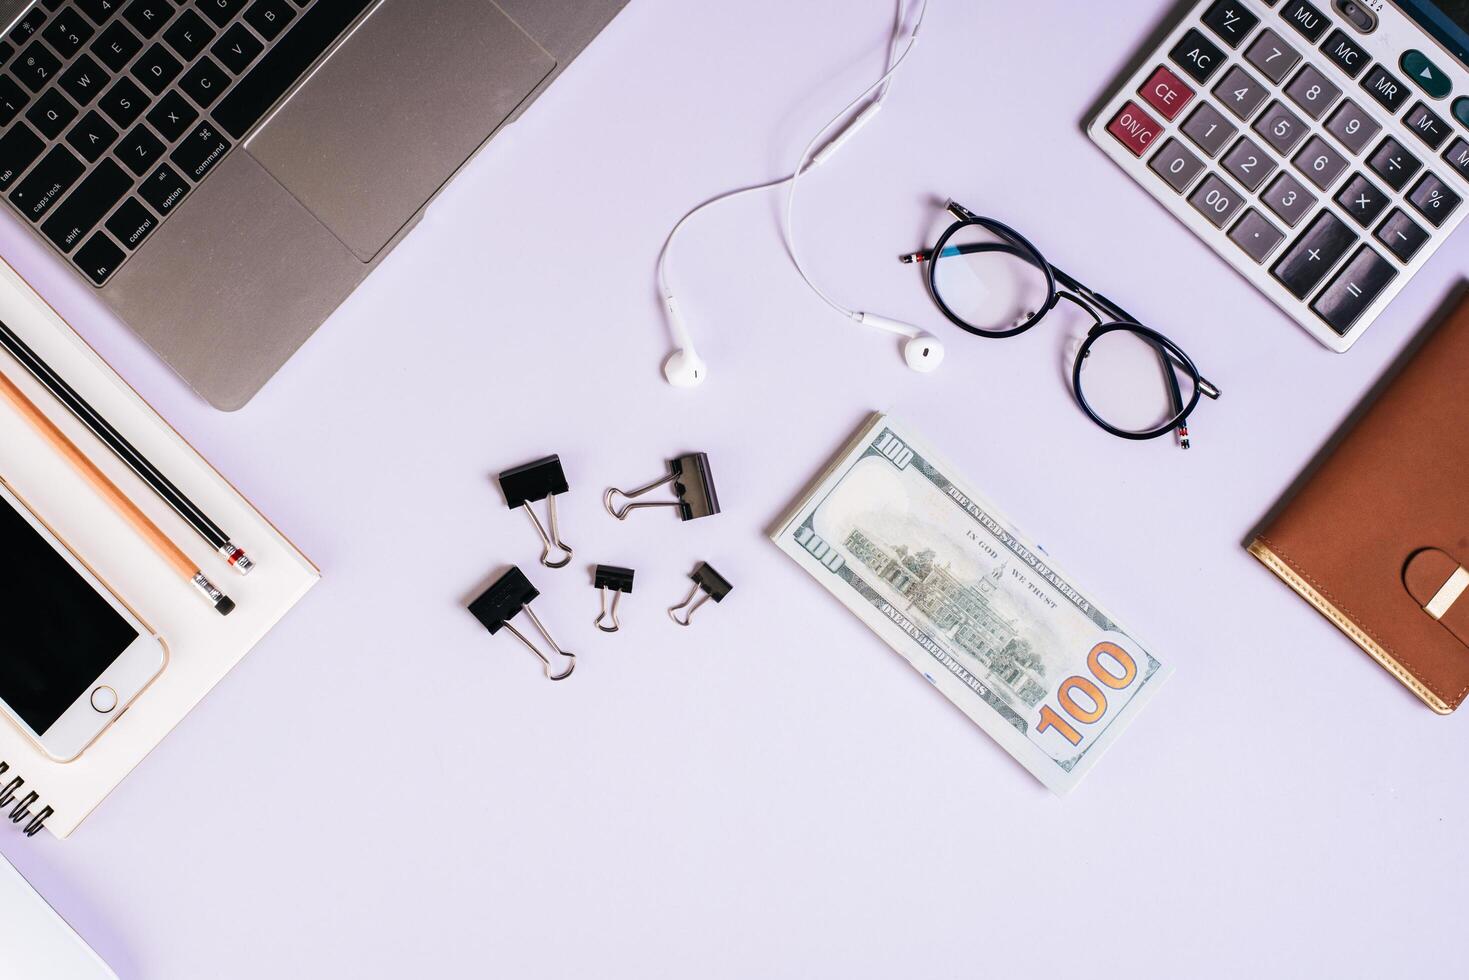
1089, 0, 1468, 352
0, 0, 627, 409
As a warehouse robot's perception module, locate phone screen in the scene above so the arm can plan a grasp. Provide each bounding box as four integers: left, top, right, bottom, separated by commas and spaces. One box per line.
0, 495, 138, 735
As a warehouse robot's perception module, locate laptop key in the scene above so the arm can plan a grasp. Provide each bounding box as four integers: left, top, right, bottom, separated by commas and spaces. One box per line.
115, 123, 164, 174
91, 20, 141, 71
76, 0, 122, 25
1374, 208, 1428, 262
179, 55, 229, 109
122, 0, 175, 40
26, 89, 78, 140
0, 76, 30, 126
199, 0, 249, 30
211, 23, 263, 74
162, 8, 214, 60
9, 144, 85, 221
64, 108, 119, 161
131, 42, 182, 94
213, 0, 374, 139
14, 40, 63, 93
59, 53, 111, 106
73, 230, 123, 284
244, 0, 295, 42
1310, 245, 1395, 335
146, 89, 196, 140
41, 156, 131, 252
104, 195, 156, 248
0, 123, 45, 190
1272, 210, 1356, 298
43, 8, 96, 58
170, 120, 229, 181
9, 10, 47, 46
137, 160, 186, 213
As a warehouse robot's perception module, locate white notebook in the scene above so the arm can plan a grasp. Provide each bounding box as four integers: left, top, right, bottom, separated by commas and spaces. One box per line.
0, 852, 116, 978
0, 258, 319, 839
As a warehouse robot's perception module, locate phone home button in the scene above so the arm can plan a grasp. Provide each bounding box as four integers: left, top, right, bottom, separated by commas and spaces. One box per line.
90, 686, 118, 714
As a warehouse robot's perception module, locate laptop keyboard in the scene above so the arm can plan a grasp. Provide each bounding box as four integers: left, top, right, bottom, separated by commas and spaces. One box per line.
1090, 0, 1469, 350
0, 0, 372, 287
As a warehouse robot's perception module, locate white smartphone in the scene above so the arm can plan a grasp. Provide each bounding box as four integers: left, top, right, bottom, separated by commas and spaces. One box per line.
0, 479, 166, 762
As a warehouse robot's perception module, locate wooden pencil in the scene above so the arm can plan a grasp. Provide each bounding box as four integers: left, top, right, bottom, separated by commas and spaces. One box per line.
0, 368, 234, 616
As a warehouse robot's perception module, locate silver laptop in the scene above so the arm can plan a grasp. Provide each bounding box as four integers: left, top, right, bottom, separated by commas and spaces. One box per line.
0, 0, 626, 409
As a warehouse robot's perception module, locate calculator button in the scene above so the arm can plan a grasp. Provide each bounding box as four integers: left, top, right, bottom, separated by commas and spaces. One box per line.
1182, 101, 1238, 156
1455, 97, 1469, 129
1272, 209, 1356, 298
1444, 138, 1469, 182
1245, 28, 1301, 84
1170, 28, 1227, 84
1189, 173, 1245, 227
1263, 171, 1317, 226
1361, 65, 1408, 113
1222, 135, 1276, 190
1374, 208, 1429, 262
1292, 136, 1347, 189
1321, 28, 1370, 79
1401, 50, 1452, 101
1334, 172, 1387, 227
1254, 100, 1306, 153
1214, 65, 1268, 120
1149, 138, 1206, 192
1281, 0, 1330, 43
1228, 208, 1285, 262
1201, 0, 1259, 48
1310, 246, 1396, 335
1367, 137, 1421, 190
1138, 65, 1195, 121
1323, 99, 1379, 154
1106, 102, 1162, 157
1284, 64, 1341, 120
1408, 172, 1460, 227
1404, 102, 1451, 151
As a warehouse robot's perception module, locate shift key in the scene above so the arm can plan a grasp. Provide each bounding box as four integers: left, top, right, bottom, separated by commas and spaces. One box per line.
41, 158, 131, 252
170, 121, 230, 182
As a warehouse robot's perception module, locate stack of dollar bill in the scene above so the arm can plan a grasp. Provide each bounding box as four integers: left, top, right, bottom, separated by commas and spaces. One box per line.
770, 414, 1170, 794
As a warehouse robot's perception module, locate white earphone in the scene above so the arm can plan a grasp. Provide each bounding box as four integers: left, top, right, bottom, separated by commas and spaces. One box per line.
657, 0, 937, 388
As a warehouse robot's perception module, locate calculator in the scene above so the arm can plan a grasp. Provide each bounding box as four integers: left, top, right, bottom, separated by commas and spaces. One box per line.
1088, 0, 1469, 352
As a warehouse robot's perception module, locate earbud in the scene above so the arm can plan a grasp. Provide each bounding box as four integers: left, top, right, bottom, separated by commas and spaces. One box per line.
856, 312, 944, 374
663, 347, 707, 387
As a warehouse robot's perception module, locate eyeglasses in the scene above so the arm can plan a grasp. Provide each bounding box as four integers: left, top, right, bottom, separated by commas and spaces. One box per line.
901, 201, 1220, 449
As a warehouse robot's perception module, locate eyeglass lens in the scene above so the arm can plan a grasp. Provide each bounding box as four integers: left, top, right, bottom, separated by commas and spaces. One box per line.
931, 224, 1050, 334
1076, 329, 1196, 436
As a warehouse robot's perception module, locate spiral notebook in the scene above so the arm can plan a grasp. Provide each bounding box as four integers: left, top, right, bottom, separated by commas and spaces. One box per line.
0, 257, 319, 839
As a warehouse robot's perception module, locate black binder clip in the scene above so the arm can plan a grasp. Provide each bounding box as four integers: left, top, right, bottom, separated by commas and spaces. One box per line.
668, 562, 732, 627
469, 566, 576, 681
499, 455, 574, 568
604, 453, 720, 522
593, 565, 635, 633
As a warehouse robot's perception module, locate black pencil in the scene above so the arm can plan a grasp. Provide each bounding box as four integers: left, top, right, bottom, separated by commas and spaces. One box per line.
0, 319, 255, 576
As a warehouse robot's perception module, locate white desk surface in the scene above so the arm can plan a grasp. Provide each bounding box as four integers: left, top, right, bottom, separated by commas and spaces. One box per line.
2, 2, 1466, 977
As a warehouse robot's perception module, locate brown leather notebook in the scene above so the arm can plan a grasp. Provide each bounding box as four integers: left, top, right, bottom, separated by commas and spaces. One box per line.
1249, 290, 1469, 714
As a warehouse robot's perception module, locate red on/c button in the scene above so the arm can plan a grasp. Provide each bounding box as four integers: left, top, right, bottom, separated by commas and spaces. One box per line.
1138, 65, 1195, 121
1106, 102, 1162, 157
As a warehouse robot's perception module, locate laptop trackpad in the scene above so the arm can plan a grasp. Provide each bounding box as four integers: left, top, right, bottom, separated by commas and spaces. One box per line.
246, 0, 555, 261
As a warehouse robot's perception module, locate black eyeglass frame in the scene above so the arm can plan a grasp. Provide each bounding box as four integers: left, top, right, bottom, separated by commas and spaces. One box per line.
902, 200, 1220, 444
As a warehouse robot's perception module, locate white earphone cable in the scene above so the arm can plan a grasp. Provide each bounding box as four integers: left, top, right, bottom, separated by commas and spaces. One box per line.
656, 0, 927, 343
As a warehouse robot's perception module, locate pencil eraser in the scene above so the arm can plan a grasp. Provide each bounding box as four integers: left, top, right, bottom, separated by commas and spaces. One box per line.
216, 596, 236, 617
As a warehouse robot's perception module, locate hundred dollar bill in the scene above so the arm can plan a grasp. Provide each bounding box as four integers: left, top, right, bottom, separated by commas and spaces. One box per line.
771, 413, 1170, 794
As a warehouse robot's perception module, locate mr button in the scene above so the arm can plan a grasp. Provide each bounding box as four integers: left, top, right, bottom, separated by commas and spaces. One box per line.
1107, 102, 1162, 157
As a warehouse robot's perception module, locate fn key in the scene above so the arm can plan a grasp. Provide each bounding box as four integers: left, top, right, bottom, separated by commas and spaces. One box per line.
1310, 246, 1396, 335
